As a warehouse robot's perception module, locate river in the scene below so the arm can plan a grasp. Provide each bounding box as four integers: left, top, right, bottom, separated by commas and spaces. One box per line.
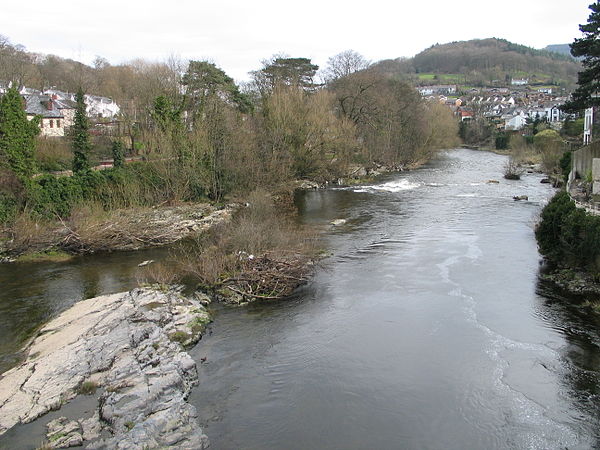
1, 149, 600, 449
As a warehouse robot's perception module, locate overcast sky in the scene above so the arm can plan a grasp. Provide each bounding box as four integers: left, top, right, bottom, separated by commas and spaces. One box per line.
3, 0, 593, 82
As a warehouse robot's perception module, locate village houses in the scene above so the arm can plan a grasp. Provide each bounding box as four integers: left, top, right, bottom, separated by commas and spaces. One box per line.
0, 83, 121, 137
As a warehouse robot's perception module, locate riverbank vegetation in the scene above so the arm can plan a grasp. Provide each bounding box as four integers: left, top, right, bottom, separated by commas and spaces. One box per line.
536, 191, 600, 307
0, 52, 459, 262
536, 192, 600, 271
139, 190, 317, 302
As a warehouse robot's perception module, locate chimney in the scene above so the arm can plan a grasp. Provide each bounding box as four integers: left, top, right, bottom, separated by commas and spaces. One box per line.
52, 94, 58, 100
47, 98, 53, 110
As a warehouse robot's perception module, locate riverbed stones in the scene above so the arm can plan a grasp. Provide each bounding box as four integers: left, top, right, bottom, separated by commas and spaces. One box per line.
0, 287, 210, 449
46, 417, 83, 448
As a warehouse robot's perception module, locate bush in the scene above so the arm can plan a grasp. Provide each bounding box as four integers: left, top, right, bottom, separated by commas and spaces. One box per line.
536, 191, 600, 273
0, 193, 17, 224
35, 137, 72, 171
559, 151, 572, 183
495, 133, 510, 150
176, 189, 316, 300
30, 174, 85, 218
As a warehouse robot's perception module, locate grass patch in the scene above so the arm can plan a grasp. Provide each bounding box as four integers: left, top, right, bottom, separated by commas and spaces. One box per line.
188, 313, 211, 335
77, 380, 98, 395
582, 300, 600, 312
124, 421, 135, 431
48, 432, 66, 442
169, 330, 190, 345
16, 249, 73, 263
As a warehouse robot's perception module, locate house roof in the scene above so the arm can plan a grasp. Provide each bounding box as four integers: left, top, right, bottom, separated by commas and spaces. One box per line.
54, 98, 77, 109
24, 94, 64, 118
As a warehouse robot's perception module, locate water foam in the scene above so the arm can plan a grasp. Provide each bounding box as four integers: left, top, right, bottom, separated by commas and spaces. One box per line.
435, 236, 581, 448
353, 179, 420, 193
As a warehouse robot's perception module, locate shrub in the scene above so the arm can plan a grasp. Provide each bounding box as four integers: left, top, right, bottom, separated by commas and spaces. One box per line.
559, 151, 572, 183
495, 133, 510, 150
35, 137, 72, 171
78, 380, 98, 395
536, 191, 600, 273
176, 189, 316, 300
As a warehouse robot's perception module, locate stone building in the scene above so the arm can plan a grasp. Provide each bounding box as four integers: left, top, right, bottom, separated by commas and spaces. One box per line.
24, 94, 76, 137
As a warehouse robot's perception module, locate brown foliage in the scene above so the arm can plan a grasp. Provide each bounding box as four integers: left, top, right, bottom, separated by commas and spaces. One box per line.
176, 190, 316, 300
7, 212, 57, 254
35, 137, 72, 171
329, 70, 448, 165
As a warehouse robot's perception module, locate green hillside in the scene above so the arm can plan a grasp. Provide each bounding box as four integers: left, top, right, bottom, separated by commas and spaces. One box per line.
544, 44, 572, 57
373, 38, 581, 90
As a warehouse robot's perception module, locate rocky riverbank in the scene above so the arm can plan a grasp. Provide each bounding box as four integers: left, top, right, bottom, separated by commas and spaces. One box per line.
0, 287, 211, 449
0, 203, 236, 263
541, 268, 600, 299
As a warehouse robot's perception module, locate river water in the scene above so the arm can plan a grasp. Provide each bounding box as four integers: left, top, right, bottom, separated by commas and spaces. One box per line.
1, 149, 600, 449
188, 149, 600, 449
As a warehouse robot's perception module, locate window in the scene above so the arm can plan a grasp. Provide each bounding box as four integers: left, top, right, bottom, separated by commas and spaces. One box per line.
57, 120, 61, 128
49, 120, 54, 128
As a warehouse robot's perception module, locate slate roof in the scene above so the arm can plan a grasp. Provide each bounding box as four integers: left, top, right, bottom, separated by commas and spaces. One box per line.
24, 94, 64, 118
54, 98, 77, 109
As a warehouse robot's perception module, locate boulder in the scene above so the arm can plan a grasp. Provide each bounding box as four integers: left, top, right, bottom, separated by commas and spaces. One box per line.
0, 288, 210, 449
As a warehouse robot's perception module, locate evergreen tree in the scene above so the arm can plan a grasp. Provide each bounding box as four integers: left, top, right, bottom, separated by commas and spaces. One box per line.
182, 61, 252, 118
252, 57, 319, 93
72, 88, 91, 174
151, 95, 182, 132
0, 87, 39, 180
111, 140, 125, 168
563, 2, 600, 112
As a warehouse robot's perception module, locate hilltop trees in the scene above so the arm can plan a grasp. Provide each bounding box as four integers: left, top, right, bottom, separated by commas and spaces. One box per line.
323, 50, 371, 82
251, 57, 320, 96
563, 2, 600, 112
182, 61, 252, 117
328, 69, 457, 165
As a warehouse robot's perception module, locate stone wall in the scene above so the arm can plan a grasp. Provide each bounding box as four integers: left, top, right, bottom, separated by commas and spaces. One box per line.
571, 142, 600, 180
593, 158, 600, 195
39, 117, 65, 137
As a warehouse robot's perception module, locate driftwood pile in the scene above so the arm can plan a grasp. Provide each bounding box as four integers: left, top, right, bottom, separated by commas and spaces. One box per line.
219, 252, 313, 301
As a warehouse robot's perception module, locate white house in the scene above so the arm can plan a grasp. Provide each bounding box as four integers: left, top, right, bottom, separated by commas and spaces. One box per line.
85, 95, 121, 118
504, 111, 527, 130
44, 89, 121, 119
511, 78, 529, 86
417, 85, 457, 96
547, 105, 562, 122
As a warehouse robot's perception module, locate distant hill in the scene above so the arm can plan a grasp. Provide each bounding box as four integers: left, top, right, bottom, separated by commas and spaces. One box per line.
372, 38, 581, 91
544, 44, 572, 57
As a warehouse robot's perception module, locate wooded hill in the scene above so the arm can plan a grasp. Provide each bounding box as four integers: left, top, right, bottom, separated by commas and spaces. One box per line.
372, 38, 581, 90
544, 44, 573, 57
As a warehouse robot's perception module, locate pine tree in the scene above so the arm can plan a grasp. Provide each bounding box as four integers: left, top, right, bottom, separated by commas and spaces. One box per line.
0, 87, 39, 180
563, 2, 600, 112
111, 140, 125, 168
72, 88, 91, 174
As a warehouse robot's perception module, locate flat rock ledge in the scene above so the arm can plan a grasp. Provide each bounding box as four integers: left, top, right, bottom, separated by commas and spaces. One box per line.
0, 287, 211, 449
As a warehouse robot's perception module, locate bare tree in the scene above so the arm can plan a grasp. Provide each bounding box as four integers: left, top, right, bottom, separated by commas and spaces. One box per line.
322, 50, 371, 83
